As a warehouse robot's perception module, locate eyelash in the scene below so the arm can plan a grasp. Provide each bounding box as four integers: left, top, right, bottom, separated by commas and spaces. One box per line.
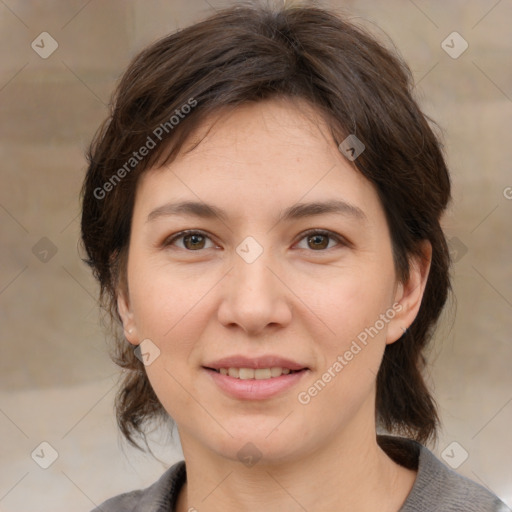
162, 229, 348, 252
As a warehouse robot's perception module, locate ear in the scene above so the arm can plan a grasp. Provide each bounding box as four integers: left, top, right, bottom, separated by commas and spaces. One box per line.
386, 240, 432, 345
117, 287, 140, 346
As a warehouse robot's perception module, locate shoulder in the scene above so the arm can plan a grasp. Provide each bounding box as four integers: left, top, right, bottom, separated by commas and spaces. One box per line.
379, 436, 511, 512
91, 460, 186, 512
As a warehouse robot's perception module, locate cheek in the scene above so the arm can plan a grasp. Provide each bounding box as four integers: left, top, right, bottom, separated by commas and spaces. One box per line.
133, 270, 206, 419
127, 258, 211, 338
313, 265, 396, 342
297, 273, 393, 419
127, 261, 216, 407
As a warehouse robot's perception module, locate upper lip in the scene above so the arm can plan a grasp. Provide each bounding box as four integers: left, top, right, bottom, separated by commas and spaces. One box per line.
203, 355, 308, 371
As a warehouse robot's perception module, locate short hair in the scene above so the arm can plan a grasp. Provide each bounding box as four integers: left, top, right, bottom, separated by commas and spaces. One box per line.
80, 0, 451, 449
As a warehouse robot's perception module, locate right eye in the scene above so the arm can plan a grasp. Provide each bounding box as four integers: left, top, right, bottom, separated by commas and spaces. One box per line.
162, 230, 217, 251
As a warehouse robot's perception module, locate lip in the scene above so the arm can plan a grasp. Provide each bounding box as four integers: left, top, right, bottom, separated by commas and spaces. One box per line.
203, 355, 308, 371
203, 367, 309, 400
202, 354, 310, 400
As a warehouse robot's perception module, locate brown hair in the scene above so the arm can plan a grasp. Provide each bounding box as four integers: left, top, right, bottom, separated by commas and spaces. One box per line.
81, 0, 451, 450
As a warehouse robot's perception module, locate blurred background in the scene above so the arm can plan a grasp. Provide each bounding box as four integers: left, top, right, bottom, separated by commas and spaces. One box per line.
1, 0, 511, 510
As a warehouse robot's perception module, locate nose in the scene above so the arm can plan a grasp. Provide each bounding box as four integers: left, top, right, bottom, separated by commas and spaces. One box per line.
217, 247, 293, 336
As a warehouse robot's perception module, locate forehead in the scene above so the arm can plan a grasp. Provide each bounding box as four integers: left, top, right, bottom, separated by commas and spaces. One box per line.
134, 98, 382, 225
175, 97, 338, 163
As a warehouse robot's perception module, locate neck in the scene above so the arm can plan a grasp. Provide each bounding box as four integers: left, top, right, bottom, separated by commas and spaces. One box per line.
175, 420, 416, 512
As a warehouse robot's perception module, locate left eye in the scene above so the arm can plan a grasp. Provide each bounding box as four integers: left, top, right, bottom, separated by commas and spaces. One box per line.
295, 230, 343, 251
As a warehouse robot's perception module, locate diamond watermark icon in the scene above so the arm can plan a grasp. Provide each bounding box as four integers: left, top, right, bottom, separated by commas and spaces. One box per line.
441, 32, 468, 59
441, 441, 469, 469
236, 236, 264, 264
32, 237, 58, 263
237, 442, 262, 468
31, 441, 59, 469
448, 236, 468, 263
338, 134, 365, 161
134, 338, 161, 366
31, 32, 59, 59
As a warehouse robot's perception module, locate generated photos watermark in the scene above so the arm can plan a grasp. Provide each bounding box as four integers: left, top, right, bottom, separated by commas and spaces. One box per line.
93, 97, 197, 200
297, 302, 403, 405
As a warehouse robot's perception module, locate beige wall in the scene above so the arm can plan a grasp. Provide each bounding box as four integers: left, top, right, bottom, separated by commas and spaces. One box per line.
1, 1, 511, 510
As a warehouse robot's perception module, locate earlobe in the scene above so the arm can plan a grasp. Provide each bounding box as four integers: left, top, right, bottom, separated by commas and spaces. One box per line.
386, 241, 432, 345
117, 290, 139, 345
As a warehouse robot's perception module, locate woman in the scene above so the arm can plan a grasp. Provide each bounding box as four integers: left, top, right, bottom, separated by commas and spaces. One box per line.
81, 1, 511, 511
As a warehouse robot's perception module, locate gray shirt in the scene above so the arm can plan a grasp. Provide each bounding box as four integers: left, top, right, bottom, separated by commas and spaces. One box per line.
92, 436, 511, 511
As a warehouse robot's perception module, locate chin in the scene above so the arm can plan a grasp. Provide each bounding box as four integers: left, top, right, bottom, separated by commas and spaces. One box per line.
201, 421, 309, 465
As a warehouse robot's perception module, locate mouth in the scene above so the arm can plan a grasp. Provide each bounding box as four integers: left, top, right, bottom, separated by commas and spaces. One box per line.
202, 365, 309, 400
204, 367, 305, 380
202, 355, 310, 399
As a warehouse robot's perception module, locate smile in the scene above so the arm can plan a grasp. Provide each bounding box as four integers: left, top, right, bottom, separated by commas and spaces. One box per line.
203, 367, 309, 400
212, 367, 301, 379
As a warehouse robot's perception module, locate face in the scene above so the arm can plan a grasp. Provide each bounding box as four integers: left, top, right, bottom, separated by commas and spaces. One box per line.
118, 98, 429, 464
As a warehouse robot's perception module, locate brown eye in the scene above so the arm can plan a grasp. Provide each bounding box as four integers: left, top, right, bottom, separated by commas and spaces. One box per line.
307, 233, 330, 250
182, 233, 206, 250
295, 230, 344, 251
163, 230, 215, 251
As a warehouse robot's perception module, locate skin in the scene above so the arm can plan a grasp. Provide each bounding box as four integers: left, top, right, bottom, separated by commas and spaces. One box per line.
118, 98, 431, 512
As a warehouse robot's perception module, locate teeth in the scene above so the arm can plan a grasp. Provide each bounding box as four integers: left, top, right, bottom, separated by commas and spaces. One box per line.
270, 367, 282, 377
255, 369, 271, 380
239, 368, 254, 380
216, 367, 298, 379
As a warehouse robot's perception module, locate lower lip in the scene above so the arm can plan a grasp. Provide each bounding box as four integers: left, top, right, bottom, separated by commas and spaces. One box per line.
203, 368, 309, 400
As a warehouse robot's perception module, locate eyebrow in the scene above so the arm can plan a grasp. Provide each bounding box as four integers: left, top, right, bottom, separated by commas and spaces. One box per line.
146, 199, 367, 224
